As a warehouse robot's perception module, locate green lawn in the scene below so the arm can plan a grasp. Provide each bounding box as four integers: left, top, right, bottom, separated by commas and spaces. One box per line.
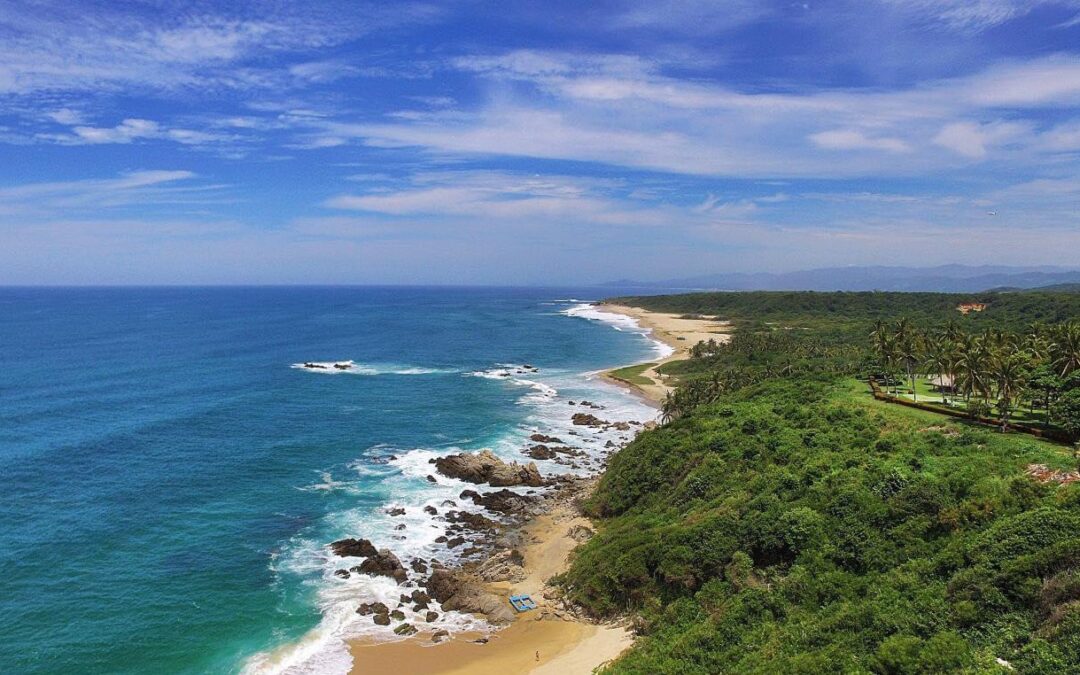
841, 378, 1072, 462
607, 362, 656, 386
884, 376, 1052, 427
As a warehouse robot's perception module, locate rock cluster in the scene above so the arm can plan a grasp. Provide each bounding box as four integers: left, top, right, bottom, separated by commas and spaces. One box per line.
434, 449, 544, 487
330, 538, 378, 558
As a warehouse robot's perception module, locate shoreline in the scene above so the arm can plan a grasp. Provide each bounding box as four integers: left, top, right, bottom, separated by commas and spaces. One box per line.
341, 346, 659, 673
347, 480, 632, 674
597, 303, 732, 404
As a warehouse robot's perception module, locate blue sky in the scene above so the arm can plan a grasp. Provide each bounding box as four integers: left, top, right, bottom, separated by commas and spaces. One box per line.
2, 0, 1080, 284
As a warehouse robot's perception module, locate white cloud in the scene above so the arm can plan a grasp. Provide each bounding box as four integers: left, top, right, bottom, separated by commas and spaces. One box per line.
932, 120, 1028, 158
810, 129, 910, 153
45, 108, 83, 125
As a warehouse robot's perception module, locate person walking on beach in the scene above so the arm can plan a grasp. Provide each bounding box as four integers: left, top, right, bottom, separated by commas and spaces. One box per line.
535, 650, 540, 662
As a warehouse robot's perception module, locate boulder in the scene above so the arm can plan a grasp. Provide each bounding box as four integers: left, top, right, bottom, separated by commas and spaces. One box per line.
393, 623, 417, 636
426, 475, 438, 483
524, 445, 556, 460
424, 569, 514, 625
468, 489, 537, 515
373, 613, 391, 626
330, 538, 378, 559
446, 537, 466, 548
357, 601, 389, 617
410, 558, 428, 574
446, 510, 499, 531
423, 505, 438, 516
435, 449, 543, 487
425, 611, 439, 623
357, 549, 408, 584
571, 413, 606, 427
567, 524, 595, 542
476, 548, 526, 582
529, 433, 563, 444
390, 609, 406, 621
334, 569, 350, 579
432, 629, 449, 642
386, 507, 406, 517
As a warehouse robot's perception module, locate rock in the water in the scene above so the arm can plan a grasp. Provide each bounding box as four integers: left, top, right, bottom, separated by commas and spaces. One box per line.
524, 444, 556, 460
373, 613, 391, 626
410, 558, 428, 574
334, 568, 350, 579
357, 601, 389, 616
426, 474, 438, 483
530, 433, 563, 444
435, 449, 544, 487
446, 536, 466, 548
425, 611, 439, 623
462, 489, 537, 514
330, 538, 378, 558
386, 507, 406, 516
446, 510, 499, 531
390, 609, 406, 621
424, 505, 438, 516
410, 590, 431, 605
393, 623, 417, 636
571, 413, 606, 427
357, 549, 408, 584
432, 629, 449, 642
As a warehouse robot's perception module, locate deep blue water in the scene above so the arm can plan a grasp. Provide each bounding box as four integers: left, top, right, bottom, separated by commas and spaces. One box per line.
0, 287, 658, 674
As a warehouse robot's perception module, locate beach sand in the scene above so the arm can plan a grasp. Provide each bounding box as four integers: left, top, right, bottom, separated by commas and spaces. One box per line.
347, 497, 631, 675
599, 303, 732, 403
346, 301, 698, 674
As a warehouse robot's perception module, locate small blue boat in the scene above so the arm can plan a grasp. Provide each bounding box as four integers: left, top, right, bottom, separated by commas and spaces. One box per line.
509, 594, 538, 612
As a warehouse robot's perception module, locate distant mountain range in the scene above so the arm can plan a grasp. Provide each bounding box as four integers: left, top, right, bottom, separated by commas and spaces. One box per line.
602, 265, 1080, 293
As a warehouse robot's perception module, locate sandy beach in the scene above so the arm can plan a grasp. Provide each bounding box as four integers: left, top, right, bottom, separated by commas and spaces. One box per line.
347, 493, 631, 674
343, 302, 705, 675
599, 303, 732, 403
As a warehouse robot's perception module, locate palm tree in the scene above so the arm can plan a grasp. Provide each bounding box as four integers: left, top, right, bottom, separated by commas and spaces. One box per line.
1053, 322, 1080, 377
923, 336, 957, 405
894, 320, 922, 401
991, 351, 1028, 432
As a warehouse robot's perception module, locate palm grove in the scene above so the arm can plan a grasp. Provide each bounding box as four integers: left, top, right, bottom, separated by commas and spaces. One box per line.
869, 319, 1080, 442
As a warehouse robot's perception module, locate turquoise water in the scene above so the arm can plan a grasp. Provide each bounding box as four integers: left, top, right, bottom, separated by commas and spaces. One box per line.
0, 287, 659, 674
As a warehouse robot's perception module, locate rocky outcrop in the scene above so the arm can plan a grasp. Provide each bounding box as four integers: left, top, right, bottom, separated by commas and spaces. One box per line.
357, 549, 408, 584
424, 568, 515, 625
331, 538, 378, 558
571, 413, 606, 427
476, 548, 526, 582
524, 444, 557, 460
459, 488, 537, 515
356, 601, 389, 616
446, 510, 499, 531
434, 449, 544, 487
530, 433, 563, 444
567, 524, 595, 542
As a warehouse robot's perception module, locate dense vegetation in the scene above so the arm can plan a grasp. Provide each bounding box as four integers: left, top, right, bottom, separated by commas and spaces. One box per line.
558, 291, 1080, 673
608, 290, 1080, 336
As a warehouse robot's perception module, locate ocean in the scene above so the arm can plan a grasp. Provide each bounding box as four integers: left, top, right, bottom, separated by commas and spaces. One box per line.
0, 286, 664, 674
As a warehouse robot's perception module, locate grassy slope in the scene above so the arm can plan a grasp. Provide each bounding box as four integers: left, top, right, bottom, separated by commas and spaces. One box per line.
607, 362, 657, 387
560, 378, 1080, 674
